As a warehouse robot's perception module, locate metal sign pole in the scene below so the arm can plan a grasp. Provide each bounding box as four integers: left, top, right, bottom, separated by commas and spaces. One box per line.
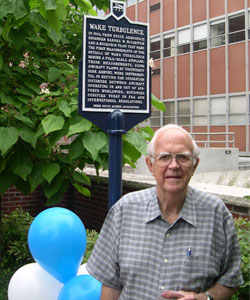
107, 110, 126, 208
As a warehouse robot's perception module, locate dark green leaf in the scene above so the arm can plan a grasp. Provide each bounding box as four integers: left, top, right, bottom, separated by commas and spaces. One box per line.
48, 67, 62, 82
125, 130, 148, 155
0, 127, 19, 155
29, 162, 46, 190
45, 181, 68, 205
10, 152, 33, 181
43, 175, 64, 199
72, 182, 91, 197
69, 137, 84, 161
82, 131, 107, 161
73, 171, 91, 186
19, 128, 37, 148
42, 163, 60, 183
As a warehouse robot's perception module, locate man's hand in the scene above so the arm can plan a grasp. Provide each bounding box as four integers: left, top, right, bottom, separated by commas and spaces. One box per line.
161, 290, 205, 300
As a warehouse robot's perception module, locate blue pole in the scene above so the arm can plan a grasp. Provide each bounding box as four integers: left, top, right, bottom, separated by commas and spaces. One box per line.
107, 110, 126, 208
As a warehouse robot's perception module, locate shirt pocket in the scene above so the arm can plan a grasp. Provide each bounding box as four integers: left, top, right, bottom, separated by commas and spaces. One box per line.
178, 255, 221, 292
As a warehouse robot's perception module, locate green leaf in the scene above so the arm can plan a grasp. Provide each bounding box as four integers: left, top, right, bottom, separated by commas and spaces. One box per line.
82, 131, 107, 161
69, 137, 84, 161
48, 67, 62, 82
0, 172, 17, 194
0, 55, 3, 70
151, 94, 166, 112
33, 149, 49, 159
29, 162, 46, 190
0, 127, 19, 155
72, 182, 91, 197
10, 152, 33, 181
125, 130, 147, 155
58, 100, 72, 117
68, 119, 92, 136
45, 0, 57, 10
15, 115, 35, 128
13, 0, 28, 20
43, 175, 64, 198
0, 0, 13, 18
73, 171, 91, 186
16, 87, 34, 97
42, 114, 65, 134
15, 177, 32, 195
19, 128, 37, 148
42, 163, 60, 183
123, 139, 141, 162
45, 181, 68, 205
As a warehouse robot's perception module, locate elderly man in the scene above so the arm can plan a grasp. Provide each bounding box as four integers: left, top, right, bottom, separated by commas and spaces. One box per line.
86, 124, 243, 300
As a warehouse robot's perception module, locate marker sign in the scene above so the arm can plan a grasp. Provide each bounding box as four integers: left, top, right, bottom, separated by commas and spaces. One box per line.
80, 1, 150, 114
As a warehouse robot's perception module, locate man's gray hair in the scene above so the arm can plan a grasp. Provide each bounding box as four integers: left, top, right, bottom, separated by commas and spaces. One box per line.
147, 124, 200, 164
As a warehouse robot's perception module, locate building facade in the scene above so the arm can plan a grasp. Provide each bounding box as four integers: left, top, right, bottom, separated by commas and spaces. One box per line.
126, 0, 250, 155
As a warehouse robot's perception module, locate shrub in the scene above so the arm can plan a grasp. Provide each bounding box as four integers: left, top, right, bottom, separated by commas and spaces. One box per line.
232, 217, 250, 300
0, 207, 34, 271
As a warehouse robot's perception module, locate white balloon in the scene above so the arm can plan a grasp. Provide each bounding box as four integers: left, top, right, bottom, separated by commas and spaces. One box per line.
8, 263, 63, 300
77, 263, 89, 275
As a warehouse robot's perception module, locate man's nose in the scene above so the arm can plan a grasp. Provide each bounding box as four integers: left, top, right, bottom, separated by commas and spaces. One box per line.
168, 157, 180, 168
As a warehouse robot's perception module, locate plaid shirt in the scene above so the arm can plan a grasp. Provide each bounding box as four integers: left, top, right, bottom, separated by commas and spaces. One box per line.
87, 186, 243, 300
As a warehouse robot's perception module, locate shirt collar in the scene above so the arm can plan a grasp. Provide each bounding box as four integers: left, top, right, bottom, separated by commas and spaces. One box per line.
179, 186, 197, 228
145, 187, 162, 223
144, 186, 197, 228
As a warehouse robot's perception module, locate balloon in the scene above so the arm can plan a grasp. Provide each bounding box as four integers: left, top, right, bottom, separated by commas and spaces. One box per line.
77, 263, 89, 275
28, 207, 86, 283
8, 263, 63, 300
58, 275, 102, 300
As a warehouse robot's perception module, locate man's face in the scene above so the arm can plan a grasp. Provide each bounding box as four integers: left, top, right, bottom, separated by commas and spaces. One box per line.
146, 128, 199, 197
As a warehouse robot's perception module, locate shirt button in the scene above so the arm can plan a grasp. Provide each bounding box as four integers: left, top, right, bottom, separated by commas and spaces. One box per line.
160, 286, 165, 290
166, 233, 170, 237
164, 258, 168, 263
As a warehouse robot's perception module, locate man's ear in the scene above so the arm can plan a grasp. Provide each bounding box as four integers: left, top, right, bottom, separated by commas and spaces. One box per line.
146, 156, 154, 176
192, 157, 199, 174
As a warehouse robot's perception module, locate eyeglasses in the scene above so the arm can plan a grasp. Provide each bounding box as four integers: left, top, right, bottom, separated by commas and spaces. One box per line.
153, 152, 193, 168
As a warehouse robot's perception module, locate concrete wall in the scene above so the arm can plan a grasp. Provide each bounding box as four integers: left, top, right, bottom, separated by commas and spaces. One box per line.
133, 148, 239, 175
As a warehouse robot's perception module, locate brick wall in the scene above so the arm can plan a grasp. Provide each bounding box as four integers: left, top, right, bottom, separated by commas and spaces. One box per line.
1, 177, 249, 231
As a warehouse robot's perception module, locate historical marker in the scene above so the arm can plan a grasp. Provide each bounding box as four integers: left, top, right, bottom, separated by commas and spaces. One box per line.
79, 0, 151, 132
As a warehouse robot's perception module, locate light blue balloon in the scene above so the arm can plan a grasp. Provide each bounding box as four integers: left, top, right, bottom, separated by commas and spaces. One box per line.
28, 207, 86, 283
58, 275, 102, 300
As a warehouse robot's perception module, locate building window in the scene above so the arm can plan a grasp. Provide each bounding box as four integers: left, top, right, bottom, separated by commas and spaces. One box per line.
152, 68, 160, 76
210, 19, 225, 47
126, 0, 136, 6
177, 28, 190, 54
229, 95, 246, 125
228, 14, 245, 44
248, 11, 250, 39
163, 101, 175, 124
150, 38, 161, 60
178, 100, 190, 125
150, 109, 161, 127
210, 97, 226, 125
150, 3, 160, 12
163, 34, 175, 57
193, 24, 207, 51
193, 98, 207, 125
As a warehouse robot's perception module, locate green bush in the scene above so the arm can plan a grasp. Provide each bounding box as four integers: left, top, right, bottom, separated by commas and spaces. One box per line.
232, 217, 250, 300
0, 207, 34, 271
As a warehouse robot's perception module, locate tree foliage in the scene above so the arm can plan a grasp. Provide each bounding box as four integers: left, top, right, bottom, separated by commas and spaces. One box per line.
0, 0, 160, 204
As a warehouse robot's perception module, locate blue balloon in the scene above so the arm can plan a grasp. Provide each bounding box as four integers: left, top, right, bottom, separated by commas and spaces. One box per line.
58, 275, 102, 300
28, 207, 86, 283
